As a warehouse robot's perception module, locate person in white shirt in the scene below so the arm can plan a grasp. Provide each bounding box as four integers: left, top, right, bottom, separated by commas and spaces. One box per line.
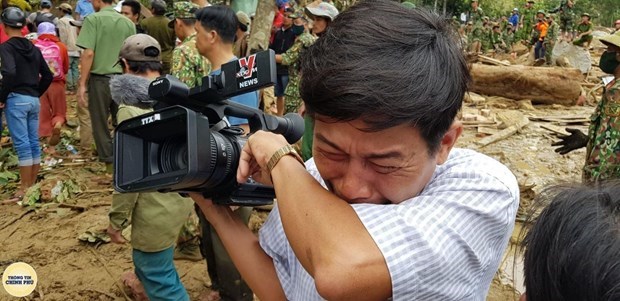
191, 1, 520, 300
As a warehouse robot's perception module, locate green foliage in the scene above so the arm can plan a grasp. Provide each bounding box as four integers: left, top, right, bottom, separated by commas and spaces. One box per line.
412, 0, 618, 26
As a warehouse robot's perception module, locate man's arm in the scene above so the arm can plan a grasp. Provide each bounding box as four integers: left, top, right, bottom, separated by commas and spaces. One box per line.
191, 195, 286, 300
237, 132, 392, 300
76, 16, 96, 107
77, 49, 93, 107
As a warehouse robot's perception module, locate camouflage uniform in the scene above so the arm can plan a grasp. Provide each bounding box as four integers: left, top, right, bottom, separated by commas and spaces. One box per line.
469, 7, 484, 26
521, 7, 536, 42
171, 33, 211, 88
491, 31, 506, 52
584, 79, 620, 182
169, 1, 208, 251
550, 0, 574, 33
480, 25, 492, 52
281, 32, 317, 114
170, 1, 210, 89
544, 20, 559, 64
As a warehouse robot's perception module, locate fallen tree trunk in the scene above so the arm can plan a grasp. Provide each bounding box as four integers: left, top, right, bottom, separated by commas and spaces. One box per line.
470, 64, 584, 106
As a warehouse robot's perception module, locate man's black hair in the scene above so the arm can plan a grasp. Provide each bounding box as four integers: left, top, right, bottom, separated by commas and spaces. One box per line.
521, 183, 620, 301
238, 22, 248, 32
299, 0, 470, 154
120, 60, 163, 75
195, 5, 237, 44
179, 18, 196, 27
102, 0, 114, 4
41, 1, 51, 8
122, 0, 141, 16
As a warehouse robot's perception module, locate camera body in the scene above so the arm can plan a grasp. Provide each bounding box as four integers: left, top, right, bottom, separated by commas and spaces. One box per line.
113, 50, 304, 206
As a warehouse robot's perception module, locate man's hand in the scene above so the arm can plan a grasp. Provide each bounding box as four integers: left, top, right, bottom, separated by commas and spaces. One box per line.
77, 83, 88, 108
237, 131, 289, 185
0, 102, 4, 109
107, 225, 126, 244
552, 128, 589, 154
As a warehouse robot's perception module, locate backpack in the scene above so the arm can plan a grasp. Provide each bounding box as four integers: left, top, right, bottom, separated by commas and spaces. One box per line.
35, 39, 64, 80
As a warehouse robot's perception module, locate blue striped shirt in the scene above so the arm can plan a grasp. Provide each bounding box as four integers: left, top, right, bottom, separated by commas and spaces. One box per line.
259, 148, 519, 300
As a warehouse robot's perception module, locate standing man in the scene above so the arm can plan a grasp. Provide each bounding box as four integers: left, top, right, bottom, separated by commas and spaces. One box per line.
191, 1, 519, 299
269, 7, 298, 116
27, 0, 57, 33
140, 0, 175, 74
57, 3, 80, 95
170, 1, 210, 89
233, 11, 251, 58
553, 31, 620, 182
544, 14, 559, 66
520, 0, 536, 44
75, 0, 95, 20
194, 6, 257, 301
120, 0, 144, 34
509, 8, 519, 30
76, 0, 135, 169
550, 0, 574, 41
533, 10, 548, 63
468, 0, 484, 25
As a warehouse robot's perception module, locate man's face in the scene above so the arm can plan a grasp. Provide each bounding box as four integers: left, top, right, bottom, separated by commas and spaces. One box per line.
312, 16, 327, 34
471, 2, 477, 9
283, 12, 293, 27
582, 16, 589, 23
615, 23, 620, 30
312, 117, 459, 205
195, 22, 212, 57
121, 6, 138, 23
92, 0, 102, 12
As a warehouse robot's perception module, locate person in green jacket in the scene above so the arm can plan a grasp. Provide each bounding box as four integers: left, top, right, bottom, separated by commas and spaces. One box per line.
573, 13, 593, 48
106, 34, 193, 301
545, 14, 559, 65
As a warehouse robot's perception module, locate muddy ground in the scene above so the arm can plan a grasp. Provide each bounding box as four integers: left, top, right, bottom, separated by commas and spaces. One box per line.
0, 89, 597, 300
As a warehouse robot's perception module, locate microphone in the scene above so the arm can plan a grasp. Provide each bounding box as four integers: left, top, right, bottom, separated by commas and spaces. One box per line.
263, 113, 305, 143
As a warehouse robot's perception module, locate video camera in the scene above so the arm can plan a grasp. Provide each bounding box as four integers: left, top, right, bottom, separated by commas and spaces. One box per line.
113, 50, 304, 206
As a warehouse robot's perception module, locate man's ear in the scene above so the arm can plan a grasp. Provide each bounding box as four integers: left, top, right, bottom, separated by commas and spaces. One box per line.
519, 292, 527, 301
434, 120, 463, 165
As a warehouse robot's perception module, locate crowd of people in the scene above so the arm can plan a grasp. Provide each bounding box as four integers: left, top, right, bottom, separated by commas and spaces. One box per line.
0, 0, 619, 300
460, 0, 606, 66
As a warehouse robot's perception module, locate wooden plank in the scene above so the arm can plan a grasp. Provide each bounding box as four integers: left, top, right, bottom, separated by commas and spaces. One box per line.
477, 118, 530, 147
478, 55, 511, 66
539, 124, 570, 136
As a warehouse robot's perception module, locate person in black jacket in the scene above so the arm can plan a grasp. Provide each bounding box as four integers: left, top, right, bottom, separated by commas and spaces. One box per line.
0, 7, 53, 198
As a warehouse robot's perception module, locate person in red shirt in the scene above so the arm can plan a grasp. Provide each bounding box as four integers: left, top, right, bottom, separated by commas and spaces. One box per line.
34, 22, 69, 152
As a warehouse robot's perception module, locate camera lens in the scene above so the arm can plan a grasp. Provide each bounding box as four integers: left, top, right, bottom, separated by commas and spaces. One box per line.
159, 137, 188, 173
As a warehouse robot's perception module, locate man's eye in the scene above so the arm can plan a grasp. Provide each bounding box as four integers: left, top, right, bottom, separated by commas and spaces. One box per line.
371, 163, 399, 174
319, 151, 346, 161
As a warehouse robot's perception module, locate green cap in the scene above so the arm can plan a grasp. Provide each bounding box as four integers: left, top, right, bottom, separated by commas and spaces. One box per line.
582, 12, 591, 18
401, 1, 415, 9
536, 9, 545, 16
168, 1, 200, 28
599, 31, 620, 48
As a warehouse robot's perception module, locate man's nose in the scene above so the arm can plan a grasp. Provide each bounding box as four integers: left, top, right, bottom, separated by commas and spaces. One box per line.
337, 162, 373, 203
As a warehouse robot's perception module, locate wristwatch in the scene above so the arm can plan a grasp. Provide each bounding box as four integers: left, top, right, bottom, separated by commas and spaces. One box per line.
267, 144, 305, 174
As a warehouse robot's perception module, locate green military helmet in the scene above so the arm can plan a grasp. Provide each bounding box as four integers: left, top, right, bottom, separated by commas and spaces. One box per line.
581, 12, 591, 19
401, 1, 415, 9
527, 0, 535, 3
168, 1, 200, 28
482, 16, 489, 21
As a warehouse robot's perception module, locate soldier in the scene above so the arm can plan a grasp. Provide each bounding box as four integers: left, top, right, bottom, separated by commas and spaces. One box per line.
553, 31, 620, 182
480, 17, 492, 53
549, 0, 574, 41
233, 11, 251, 58
468, 0, 484, 26
491, 24, 506, 54
573, 13, 593, 48
275, 11, 314, 114
533, 10, 548, 62
519, 0, 536, 44
169, 1, 210, 89
544, 14, 559, 65
168, 1, 210, 262
504, 26, 516, 53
